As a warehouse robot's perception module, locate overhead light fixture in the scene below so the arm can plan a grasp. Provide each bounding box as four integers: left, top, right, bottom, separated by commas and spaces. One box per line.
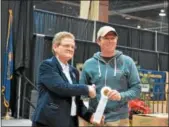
125, 17, 131, 20
137, 25, 141, 29
159, 9, 166, 17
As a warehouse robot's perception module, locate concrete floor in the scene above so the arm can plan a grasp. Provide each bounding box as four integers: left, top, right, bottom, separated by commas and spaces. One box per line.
2, 119, 32, 126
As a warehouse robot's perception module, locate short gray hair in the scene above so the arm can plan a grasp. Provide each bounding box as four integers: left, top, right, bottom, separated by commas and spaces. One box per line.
52, 31, 75, 54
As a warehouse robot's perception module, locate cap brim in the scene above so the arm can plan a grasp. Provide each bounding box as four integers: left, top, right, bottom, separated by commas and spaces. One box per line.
102, 30, 118, 37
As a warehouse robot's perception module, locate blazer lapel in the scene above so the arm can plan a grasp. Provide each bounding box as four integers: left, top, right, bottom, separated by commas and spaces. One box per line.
69, 66, 77, 84
52, 56, 69, 82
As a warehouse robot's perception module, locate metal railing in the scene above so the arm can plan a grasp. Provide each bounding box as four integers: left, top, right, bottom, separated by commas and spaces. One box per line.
141, 91, 168, 113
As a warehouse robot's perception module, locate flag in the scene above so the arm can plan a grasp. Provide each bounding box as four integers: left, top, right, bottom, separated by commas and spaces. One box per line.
2, 9, 13, 108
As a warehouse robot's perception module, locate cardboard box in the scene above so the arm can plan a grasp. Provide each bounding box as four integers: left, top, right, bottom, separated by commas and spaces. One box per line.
132, 114, 168, 126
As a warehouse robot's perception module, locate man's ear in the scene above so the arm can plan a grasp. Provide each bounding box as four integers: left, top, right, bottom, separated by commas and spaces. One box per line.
96, 38, 101, 46
116, 36, 118, 41
52, 43, 59, 53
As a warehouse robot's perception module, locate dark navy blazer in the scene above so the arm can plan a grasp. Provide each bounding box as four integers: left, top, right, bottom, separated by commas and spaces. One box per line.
32, 56, 93, 127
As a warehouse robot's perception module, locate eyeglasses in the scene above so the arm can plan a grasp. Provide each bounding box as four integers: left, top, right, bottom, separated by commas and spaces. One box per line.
60, 44, 77, 50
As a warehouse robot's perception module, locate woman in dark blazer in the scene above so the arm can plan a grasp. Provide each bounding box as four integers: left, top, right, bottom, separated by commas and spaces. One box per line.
32, 32, 97, 127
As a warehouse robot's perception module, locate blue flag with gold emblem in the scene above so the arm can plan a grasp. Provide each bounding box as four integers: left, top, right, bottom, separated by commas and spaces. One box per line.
2, 9, 13, 108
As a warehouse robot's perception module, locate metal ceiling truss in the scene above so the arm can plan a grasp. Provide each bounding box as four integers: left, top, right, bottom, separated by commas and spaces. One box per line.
109, 3, 168, 14
109, 11, 168, 27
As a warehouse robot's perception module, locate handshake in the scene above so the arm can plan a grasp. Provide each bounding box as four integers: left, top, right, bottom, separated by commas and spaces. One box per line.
87, 85, 121, 100
87, 84, 96, 98
87, 84, 121, 100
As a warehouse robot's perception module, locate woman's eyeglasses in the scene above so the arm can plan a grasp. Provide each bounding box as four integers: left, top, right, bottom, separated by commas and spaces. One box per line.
60, 44, 77, 50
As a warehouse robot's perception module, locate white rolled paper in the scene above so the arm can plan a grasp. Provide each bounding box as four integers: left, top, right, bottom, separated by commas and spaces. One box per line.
71, 96, 76, 116
101, 86, 111, 98
93, 86, 111, 124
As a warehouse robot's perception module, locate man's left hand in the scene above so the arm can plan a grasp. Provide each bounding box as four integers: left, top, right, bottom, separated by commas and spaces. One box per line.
107, 90, 121, 101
